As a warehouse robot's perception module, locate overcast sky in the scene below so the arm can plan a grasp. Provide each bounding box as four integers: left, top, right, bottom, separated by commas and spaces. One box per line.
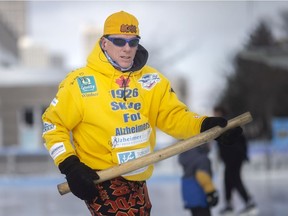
27, 1, 288, 113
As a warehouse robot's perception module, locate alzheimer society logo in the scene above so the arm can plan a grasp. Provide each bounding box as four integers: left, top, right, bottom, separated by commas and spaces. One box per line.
77, 76, 97, 94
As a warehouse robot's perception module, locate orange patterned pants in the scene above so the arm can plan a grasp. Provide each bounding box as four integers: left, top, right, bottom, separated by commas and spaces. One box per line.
85, 176, 152, 216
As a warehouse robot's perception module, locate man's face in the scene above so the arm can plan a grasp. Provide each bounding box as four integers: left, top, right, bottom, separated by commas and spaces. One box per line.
101, 34, 139, 69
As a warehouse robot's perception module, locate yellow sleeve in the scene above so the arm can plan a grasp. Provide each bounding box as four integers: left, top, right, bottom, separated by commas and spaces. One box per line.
195, 170, 215, 193
42, 78, 83, 166
156, 77, 206, 139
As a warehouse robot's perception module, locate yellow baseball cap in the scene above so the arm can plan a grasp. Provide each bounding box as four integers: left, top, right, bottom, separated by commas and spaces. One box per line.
103, 11, 140, 37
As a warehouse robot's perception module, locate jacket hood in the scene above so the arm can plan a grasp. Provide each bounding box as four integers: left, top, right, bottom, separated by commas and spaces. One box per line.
87, 39, 149, 76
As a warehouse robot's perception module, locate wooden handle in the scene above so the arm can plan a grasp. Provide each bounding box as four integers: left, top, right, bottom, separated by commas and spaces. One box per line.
57, 112, 253, 195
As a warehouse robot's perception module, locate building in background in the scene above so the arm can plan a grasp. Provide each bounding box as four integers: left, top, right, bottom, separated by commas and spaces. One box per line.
82, 24, 102, 57
0, 1, 66, 153
0, 15, 18, 66
0, 68, 65, 150
18, 37, 50, 68
0, 1, 26, 67
0, 1, 26, 37
0, 3, 93, 156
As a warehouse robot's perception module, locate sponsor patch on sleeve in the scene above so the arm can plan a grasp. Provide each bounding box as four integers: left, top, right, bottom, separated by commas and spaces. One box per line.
51, 97, 58, 106
42, 122, 56, 134
49, 142, 66, 160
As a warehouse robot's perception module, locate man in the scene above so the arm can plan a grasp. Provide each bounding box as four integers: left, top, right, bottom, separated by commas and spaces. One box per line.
42, 11, 241, 215
214, 106, 258, 216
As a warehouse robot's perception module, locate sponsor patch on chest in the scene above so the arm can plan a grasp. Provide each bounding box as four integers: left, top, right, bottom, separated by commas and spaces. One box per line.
117, 147, 150, 176
117, 146, 150, 164
138, 73, 160, 90
77, 76, 97, 94
111, 128, 151, 148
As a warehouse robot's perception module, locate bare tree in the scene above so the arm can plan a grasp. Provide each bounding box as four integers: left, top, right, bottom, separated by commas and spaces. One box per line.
245, 20, 275, 49
215, 19, 284, 139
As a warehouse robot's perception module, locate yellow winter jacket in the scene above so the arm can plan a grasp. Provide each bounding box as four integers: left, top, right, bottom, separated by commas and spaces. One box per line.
42, 39, 206, 181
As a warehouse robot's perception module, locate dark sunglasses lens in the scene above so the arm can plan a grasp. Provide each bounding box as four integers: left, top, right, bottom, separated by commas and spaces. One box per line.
112, 38, 126, 47
128, 39, 139, 47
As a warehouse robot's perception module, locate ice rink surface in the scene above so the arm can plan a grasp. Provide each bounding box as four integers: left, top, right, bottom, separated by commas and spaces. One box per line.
0, 163, 288, 216
1, 139, 288, 216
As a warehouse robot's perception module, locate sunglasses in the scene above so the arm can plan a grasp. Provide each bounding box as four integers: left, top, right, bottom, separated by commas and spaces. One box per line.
106, 37, 140, 47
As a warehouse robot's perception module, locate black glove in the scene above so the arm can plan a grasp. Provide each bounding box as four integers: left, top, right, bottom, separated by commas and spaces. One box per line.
206, 190, 219, 207
59, 155, 100, 201
201, 117, 243, 145
200, 117, 228, 133
217, 126, 243, 145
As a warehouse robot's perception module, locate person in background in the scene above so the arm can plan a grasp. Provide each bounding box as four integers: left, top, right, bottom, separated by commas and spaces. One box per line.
213, 106, 259, 216
178, 143, 219, 216
42, 10, 242, 215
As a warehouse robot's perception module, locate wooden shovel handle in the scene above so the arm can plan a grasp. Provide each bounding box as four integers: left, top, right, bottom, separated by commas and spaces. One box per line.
57, 112, 252, 195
